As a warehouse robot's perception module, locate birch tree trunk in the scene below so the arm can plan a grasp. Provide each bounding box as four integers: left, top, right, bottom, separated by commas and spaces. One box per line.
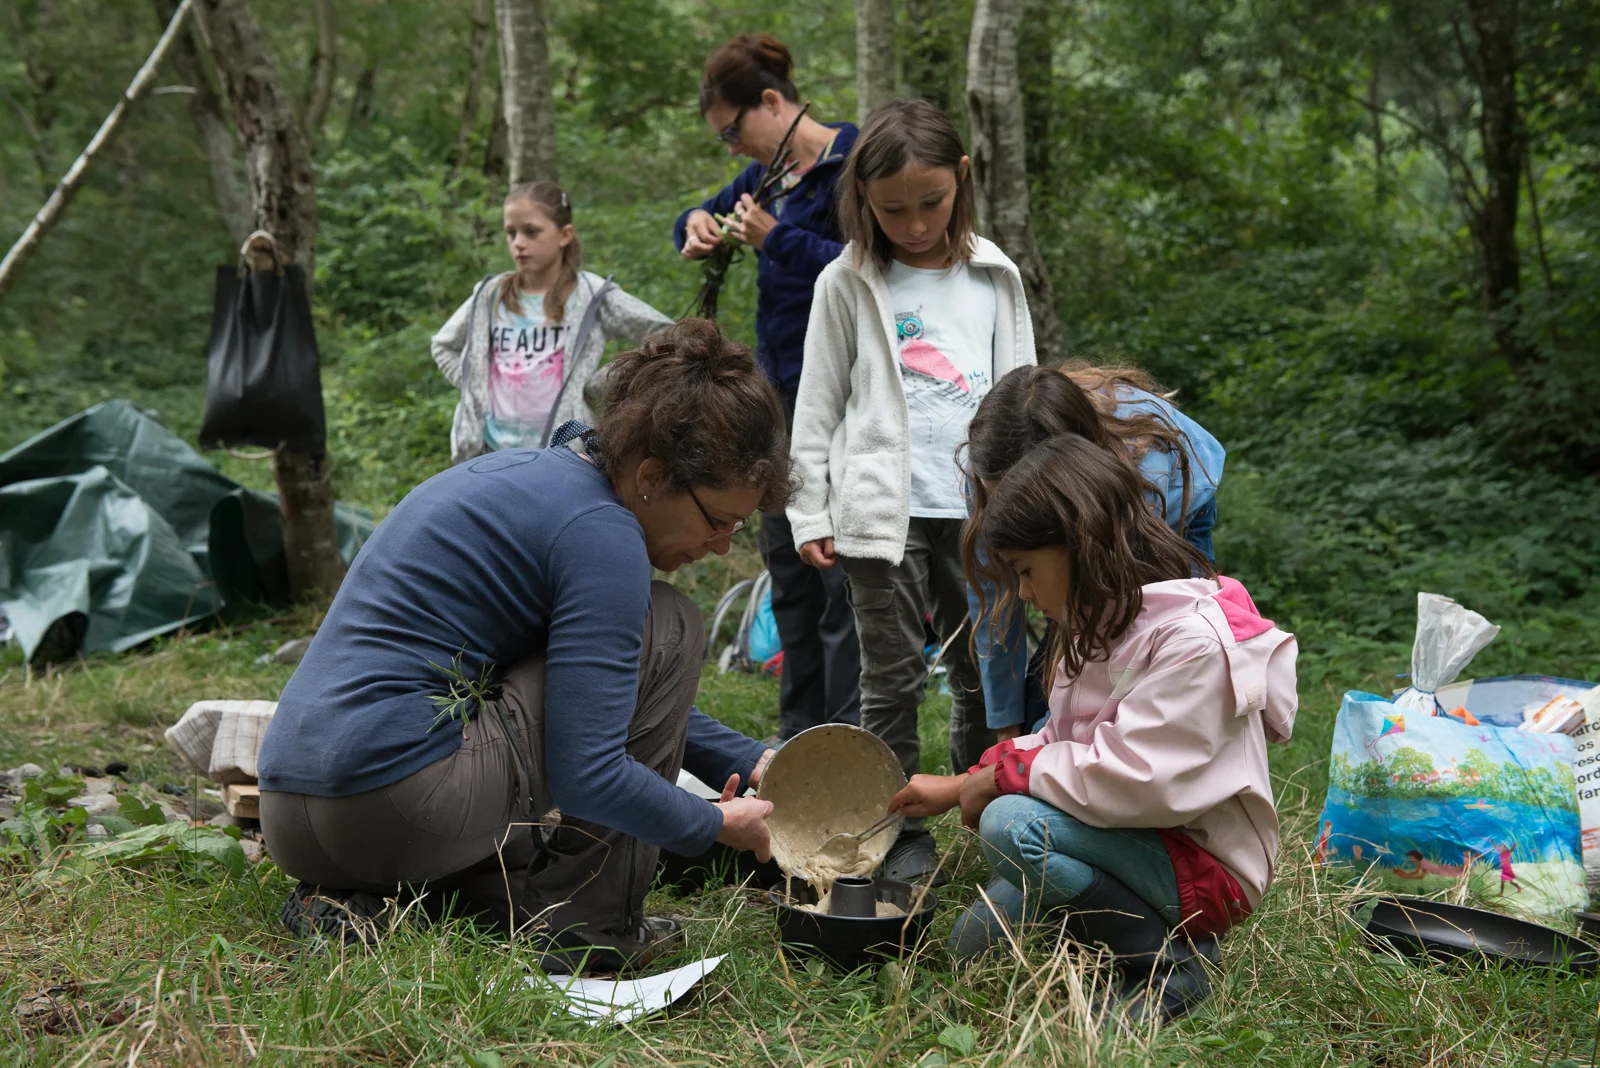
454, 0, 492, 172
194, 0, 345, 602
0, 0, 194, 300
967, 0, 1067, 363
154, 0, 252, 243
303, 0, 337, 135
494, 0, 558, 185
855, 0, 897, 122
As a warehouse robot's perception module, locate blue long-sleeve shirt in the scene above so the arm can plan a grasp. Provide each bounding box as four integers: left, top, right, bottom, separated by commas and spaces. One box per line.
674, 123, 857, 391
257, 446, 765, 857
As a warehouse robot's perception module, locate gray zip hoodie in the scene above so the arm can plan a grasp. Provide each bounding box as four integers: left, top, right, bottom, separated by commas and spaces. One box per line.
431, 270, 674, 464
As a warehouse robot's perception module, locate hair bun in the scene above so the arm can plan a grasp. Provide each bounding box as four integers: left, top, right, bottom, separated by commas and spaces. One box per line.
741, 33, 793, 80
701, 34, 798, 112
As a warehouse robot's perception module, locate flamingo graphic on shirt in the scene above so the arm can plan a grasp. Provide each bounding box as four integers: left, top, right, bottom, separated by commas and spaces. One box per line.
901, 339, 970, 393
895, 306, 981, 437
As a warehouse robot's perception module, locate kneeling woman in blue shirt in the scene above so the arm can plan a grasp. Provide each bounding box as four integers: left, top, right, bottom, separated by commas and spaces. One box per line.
258, 319, 785, 972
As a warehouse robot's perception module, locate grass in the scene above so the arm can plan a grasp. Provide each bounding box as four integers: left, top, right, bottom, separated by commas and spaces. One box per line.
2, 609, 1597, 1066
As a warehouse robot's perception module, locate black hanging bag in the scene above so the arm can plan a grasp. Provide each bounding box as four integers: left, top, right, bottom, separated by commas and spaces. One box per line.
199, 231, 328, 456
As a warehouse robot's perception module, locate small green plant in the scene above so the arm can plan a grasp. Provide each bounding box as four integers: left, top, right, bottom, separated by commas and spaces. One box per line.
0, 771, 245, 880
427, 649, 498, 737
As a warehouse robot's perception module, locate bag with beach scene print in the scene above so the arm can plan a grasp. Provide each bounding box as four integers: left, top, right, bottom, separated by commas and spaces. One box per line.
1316, 690, 1586, 921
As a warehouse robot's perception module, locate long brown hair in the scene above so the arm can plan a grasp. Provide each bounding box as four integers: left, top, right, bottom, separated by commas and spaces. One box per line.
498, 181, 581, 322
699, 34, 798, 113
595, 318, 796, 512
838, 98, 976, 270
962, 364, 1201, 542
967, 436, 1214, 681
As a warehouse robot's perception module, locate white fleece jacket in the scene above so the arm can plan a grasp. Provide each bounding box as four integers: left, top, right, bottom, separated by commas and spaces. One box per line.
787, 238, 1038, 564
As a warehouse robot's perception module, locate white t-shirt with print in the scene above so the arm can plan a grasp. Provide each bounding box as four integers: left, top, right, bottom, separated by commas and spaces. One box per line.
884, 259, 998, 517
485, 294, 568, 450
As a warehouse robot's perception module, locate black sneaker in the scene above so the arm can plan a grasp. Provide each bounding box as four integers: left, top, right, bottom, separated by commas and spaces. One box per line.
280, 881, 395, 947
882, 829, 948, 886
532, 916, 685, 977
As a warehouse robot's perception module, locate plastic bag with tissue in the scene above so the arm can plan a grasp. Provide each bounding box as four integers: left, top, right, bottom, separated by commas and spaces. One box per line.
1392, 593, 1501, 715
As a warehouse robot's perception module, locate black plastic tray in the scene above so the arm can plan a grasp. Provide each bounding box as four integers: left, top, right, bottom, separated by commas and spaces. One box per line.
1357, 896, 1598, 973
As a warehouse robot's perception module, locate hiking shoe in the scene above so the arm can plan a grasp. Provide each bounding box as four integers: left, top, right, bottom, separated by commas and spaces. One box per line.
532, 915, 685, 977
281, 881, 394, 947
882, 829, 947, 886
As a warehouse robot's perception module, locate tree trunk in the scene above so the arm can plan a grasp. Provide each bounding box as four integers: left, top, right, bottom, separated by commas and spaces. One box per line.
343, 58, 379, 144
0, 0, 195, 301
494, 0, 558, 185
855, 0, 897, 123
966, 0, 1067, 363
904, 0, 953, 106
18, 1, 61, 199
1466, 0, 1528, 368
483, 80, 509, 179
454, 0, 492, 172
1018, 0, 1056, 179
1368, 57, 1385, 208
303, 0, 337, 135
194, 0, 344, 602
154, 0, 252, 242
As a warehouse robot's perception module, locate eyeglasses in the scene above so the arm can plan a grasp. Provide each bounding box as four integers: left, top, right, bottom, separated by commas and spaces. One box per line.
716, 106, 750, 146
687, 486, 748, 543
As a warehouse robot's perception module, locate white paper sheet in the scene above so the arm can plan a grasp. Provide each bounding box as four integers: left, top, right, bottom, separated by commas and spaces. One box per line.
529, 955, 726, 1024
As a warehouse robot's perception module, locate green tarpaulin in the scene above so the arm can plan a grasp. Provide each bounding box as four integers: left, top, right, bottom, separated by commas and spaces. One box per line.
0, 400, 372, 661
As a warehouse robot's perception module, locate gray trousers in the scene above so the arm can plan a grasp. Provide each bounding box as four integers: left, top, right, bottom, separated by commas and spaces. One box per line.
260, 581, 704, 953
841, 517, 992, 830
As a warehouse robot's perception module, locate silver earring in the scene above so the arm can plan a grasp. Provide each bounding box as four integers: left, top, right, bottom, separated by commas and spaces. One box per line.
642, 494, 649, 502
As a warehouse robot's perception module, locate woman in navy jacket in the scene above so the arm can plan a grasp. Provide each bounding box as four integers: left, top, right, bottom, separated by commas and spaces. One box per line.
674, 33, 861, 743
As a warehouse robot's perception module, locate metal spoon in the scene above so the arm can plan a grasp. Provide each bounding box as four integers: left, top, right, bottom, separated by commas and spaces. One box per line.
816, 813, 901, 863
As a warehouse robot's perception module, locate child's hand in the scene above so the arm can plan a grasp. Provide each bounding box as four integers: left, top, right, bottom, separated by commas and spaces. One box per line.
889, 774, 966, 818
799, 537, 837, 568
995, 725, 1022, 742
959, 765, 1001, 830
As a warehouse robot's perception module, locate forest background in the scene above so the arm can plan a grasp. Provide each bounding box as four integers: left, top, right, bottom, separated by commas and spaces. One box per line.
2, 0, 1600, 1064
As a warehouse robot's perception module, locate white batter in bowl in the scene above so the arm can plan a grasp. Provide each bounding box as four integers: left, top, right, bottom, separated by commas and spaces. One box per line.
756, 724, 907, 900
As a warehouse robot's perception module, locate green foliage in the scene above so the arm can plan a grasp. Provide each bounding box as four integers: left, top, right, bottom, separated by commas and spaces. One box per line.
72, 820, 247, 879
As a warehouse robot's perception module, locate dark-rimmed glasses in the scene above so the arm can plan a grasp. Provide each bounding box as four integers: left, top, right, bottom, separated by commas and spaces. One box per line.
716, 106, 751, 146
688, 486, 748, 543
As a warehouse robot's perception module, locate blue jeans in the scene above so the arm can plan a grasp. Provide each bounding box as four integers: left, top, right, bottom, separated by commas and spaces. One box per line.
972, 497, 1218, 733
979, 794, 1182, 926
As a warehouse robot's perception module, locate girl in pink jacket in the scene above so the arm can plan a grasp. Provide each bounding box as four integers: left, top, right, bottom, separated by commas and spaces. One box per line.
889, 436, 1298, 1022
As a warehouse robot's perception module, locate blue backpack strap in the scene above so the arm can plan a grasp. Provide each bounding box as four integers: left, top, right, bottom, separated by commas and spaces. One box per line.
548, 419, 595, 451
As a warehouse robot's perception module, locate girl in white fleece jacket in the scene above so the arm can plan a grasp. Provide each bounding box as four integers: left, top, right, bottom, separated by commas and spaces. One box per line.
787, 98, 1037, 884
889, 436, 1298, 1022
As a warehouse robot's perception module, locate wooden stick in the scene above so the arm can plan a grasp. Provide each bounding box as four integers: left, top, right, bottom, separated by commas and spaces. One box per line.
0, 0, 193, 301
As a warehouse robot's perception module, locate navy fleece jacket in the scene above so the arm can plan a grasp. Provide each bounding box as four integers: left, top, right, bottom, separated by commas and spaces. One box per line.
257, 446, 766, 857
674, 122, 857, 392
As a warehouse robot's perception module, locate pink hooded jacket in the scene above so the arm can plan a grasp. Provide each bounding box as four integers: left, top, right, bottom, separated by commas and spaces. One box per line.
986, 577, 1298, 913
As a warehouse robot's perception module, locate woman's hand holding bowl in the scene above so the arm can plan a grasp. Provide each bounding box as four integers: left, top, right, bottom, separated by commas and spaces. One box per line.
714, 773, 775, 862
